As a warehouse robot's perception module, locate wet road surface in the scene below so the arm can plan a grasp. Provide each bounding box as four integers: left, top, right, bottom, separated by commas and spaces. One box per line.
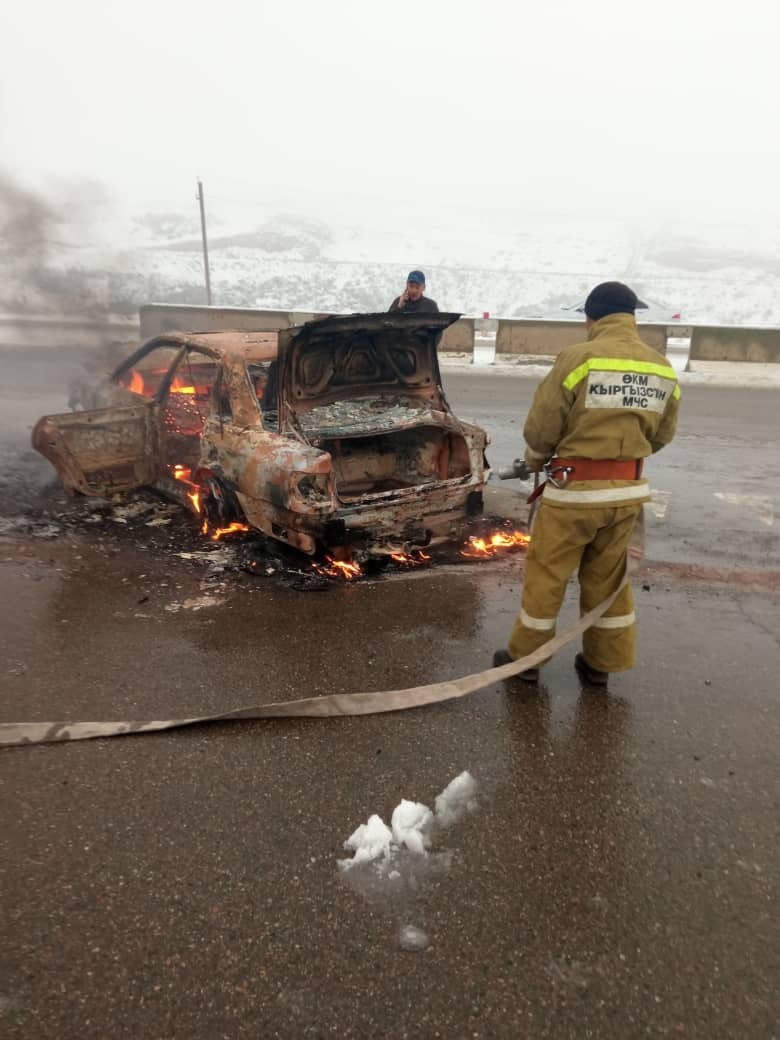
0, 351, 778, 1038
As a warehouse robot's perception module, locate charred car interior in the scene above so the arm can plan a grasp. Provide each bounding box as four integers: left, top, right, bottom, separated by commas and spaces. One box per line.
33, 313, 489, 560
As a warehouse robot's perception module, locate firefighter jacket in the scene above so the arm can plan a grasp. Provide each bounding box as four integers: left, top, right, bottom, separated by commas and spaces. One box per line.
523, 313, 680, 508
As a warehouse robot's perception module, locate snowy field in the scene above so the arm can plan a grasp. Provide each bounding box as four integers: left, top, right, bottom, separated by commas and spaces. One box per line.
5, 201, 780, 330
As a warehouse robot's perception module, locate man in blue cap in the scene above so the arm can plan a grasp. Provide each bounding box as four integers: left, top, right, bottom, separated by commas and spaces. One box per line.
389, 270, 439, 314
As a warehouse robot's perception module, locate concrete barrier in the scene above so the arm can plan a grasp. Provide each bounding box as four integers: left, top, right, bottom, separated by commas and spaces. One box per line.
140, 304, 475, 355
16, 303, 774, 373
495, 318, 669, 357
689, 325, 780, 364
139, 304, 328, 338
439, 317, 475, 353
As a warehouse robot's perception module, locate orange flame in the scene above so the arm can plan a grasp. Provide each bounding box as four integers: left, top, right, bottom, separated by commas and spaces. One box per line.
389, 550, 431, 567
208, 522, 250, 541
170, 375, 197, 395
313, 556, 363, 581
128, 370, 145, 395
460, 530, 531, 558
169, 465, 202, 514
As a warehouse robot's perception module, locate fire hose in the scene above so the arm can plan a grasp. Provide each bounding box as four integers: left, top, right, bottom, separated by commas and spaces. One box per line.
0, 556, 640, 751
0, 578, 632, 747
0, 460, 642, 748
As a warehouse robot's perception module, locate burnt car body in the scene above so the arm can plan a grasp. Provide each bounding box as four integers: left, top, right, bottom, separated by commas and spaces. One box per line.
33, 313, 489, 558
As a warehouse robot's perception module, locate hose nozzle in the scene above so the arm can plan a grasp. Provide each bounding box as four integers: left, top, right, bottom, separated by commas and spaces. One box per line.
496, 459, 533, 481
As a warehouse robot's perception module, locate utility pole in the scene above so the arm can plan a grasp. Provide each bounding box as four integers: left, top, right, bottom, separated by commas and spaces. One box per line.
196, 177, 212, 305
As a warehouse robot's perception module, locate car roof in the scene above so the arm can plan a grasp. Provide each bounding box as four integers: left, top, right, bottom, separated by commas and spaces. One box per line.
140, 329, 279, 362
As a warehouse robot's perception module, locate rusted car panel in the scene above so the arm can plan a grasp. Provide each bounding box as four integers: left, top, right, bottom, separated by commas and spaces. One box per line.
33, 313, 488, 557
32, 403, 161, 495
277, 313, 445, 422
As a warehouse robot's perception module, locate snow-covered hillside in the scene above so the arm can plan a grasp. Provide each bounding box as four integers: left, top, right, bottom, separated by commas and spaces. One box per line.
3, 199, 779, 326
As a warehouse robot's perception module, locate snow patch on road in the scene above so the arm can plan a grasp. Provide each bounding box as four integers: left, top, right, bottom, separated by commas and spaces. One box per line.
341, 814, 393, 867
390, 800, 434, 855
434, 771, 479, 827
338, 770, 477, 872
337, 771, 478, 952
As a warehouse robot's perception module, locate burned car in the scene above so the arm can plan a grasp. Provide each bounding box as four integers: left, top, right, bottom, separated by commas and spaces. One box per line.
33, 313, 489, 558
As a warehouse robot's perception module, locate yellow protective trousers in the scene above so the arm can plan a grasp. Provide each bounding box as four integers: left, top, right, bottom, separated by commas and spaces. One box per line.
507, 501, 643, 673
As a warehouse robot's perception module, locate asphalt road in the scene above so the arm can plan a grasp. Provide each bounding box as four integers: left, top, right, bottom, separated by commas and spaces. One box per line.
0, 351, 778, 1038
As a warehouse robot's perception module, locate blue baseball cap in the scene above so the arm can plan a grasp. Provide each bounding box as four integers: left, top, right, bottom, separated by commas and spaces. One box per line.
407, 270, 426, 284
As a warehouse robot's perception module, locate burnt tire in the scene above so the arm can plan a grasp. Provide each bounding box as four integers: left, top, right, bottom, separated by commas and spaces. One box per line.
194, 471, 242, 527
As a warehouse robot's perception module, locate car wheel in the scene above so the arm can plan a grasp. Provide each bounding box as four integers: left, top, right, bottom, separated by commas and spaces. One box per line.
194, 470, 241, 527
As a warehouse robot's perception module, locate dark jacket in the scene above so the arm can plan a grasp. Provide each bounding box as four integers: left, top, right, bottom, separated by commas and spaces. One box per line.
388, 295, 440, 314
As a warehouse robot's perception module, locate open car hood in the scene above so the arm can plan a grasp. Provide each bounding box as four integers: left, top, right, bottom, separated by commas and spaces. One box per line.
277, 312, 459, 426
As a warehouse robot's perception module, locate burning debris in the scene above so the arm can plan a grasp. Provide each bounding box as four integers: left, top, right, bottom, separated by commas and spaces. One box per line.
389, 550, 431, 567
3, 460, 531, 593
5, 481, 530, 587
206, 522, 251, 541
311, 548, 434, 581
313, 556, 363, 581
170, 463, 251, 541
460, 530, 531, 557
286, 524, 530, 581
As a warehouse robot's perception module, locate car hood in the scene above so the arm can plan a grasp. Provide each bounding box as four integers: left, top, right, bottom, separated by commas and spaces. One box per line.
277, 312, 459, 427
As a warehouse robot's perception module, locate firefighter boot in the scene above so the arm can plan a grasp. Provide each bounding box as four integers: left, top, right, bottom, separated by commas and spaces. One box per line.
493, 649, 539, 684
575, 652, 609, 687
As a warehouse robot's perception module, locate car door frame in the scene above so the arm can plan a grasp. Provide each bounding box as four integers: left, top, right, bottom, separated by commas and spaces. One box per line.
33, 342, 190, 496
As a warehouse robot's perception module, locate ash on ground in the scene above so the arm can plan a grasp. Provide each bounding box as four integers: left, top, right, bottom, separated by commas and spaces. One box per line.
0, 479, 530, 593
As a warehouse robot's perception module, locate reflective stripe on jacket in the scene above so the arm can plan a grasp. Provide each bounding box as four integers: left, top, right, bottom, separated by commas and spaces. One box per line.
523, 313, 680, 508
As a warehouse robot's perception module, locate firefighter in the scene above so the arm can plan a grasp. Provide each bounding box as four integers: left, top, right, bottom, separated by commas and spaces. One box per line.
493, 281, 680, 687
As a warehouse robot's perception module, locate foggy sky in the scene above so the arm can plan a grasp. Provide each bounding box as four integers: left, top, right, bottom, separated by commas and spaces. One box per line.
1, 0, 779, 231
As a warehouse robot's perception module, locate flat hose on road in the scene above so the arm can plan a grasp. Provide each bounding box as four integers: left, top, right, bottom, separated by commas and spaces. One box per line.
0, 557, 638, 748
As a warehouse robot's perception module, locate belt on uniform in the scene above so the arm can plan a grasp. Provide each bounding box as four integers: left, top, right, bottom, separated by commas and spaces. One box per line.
527, 457, 644, 504
549, 457, 644, 481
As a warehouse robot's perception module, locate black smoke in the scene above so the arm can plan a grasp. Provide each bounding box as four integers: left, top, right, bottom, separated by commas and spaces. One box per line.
0, 171, 112, 315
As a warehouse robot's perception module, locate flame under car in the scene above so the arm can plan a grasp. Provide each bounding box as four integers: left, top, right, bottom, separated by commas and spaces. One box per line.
32, 313, 489, 558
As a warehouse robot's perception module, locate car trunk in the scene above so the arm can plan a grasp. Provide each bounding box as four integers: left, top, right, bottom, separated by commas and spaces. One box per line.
317, 425, 472, 503
277, 312, 470, 503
